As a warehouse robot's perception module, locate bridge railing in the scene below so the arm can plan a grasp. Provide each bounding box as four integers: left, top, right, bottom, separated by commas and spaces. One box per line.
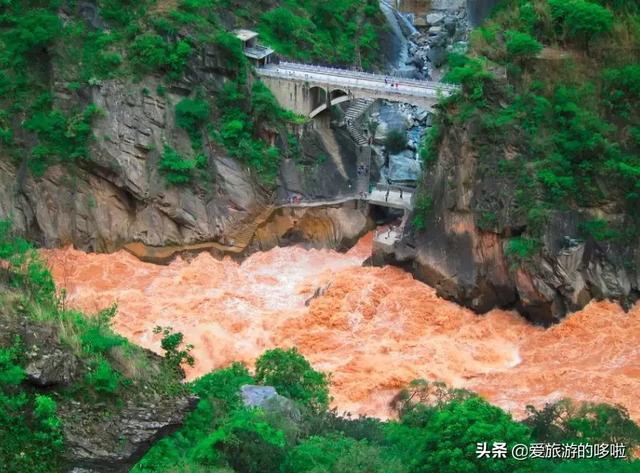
374, 183, 416, 194
256, 69, 456, 99
263, 61, 459, 91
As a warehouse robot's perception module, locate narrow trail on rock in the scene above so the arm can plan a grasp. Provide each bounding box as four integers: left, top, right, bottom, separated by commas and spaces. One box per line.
43, 234, 640, 420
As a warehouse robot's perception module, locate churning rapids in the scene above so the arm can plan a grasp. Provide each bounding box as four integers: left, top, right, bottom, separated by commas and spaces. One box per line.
43, 233, 640, 420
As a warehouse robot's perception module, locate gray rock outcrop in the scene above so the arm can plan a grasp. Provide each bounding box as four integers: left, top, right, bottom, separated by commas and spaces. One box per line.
61, 395, 198, 473
240, 385, 302, 423
381, 123, 640, 324
1, 60, 364, 257
2, 74, 264, 253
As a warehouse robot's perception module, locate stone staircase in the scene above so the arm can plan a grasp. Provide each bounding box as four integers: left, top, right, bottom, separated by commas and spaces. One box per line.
344, 98, 374, 146
356, 146, 372, 197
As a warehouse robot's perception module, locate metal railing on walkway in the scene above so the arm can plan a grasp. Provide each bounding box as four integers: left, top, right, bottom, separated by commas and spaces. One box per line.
257, 61, 459, 99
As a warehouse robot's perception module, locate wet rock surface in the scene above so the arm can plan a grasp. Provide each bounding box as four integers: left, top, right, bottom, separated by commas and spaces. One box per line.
61, 395, 197, 473
401, 2, 470, 79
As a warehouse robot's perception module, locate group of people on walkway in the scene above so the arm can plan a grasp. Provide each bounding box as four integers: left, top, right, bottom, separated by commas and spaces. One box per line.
384, 185, 405, 202
287, 193, 303, 205
356, 164, 369, 177
384, 77, 400, 88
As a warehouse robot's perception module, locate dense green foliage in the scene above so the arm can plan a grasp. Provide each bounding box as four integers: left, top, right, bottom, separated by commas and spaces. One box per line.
23, 103, 102, 176
129, 33, 193, 79
255, 347, 330, 412
0, 221, 56, 302
175, 98, 210, 149
159, 145, 199, 186
258, 0, 385, 69
0, 338, 65, 472
413, 194, 433, 231
417, 0, 640, 248
153, 325, 195, 375
385, 129, 409, 154
209, 80, 305, 184
506, 30, 543, 63
282, 434, 406, 473
135, 369, 640, 473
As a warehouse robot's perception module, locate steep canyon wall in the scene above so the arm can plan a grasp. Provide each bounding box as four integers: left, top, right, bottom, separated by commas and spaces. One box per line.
385, 122, 640, 324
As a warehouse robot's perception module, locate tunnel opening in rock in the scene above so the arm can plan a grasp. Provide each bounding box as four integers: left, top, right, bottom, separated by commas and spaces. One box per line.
368, 203, 404, 226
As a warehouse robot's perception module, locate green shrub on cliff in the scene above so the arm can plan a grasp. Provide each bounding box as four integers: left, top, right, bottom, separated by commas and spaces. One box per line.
505, 30, 542, 64
282, 434, 407, 473
0, 221, 55, 302
0, 0, 310, 185
414, 397, 534, 473
385, 130, 408, 154
258, 0, 385, 69
86, 357, 122, 394
129, 33, 193, 79
153, 326, 195, 375
548, 0, 614, 49
23, 104, 101, 176
209, 79, 300, 184
524, 399, 640, 448
136, 368, 640, 472
0, 337, 65, 473
159, 145, 197, 186
175, 97, 210, 150
505, 236, 539, 264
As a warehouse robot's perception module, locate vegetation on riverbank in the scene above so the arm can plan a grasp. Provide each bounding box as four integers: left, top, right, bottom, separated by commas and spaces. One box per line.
0, 220, 188, 471
134, 364, 640, 473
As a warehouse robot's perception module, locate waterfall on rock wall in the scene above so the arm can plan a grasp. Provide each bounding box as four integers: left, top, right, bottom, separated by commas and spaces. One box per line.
466, 0, 501, 26
379, 0, 412, 75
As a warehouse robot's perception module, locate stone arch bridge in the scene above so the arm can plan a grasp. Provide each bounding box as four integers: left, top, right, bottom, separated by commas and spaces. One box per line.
256, 62, 457, 118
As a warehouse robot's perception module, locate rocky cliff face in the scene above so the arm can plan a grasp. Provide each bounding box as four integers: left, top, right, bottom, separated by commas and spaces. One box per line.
387, 123, 640, 325
1, 40, 263, 253
0, 53, 363, 256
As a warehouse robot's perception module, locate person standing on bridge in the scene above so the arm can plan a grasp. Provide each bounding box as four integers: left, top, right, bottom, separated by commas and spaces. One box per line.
385, 186, 390, 202
400, 188, 403, 199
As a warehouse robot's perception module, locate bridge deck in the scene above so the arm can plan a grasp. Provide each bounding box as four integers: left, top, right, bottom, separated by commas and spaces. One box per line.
367, 188, 413, 210
257, 62, 457, 101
